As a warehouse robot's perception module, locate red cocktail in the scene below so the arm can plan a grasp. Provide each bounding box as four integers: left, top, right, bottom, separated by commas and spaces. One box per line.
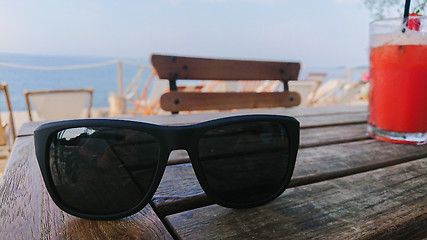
368, 16, 427, 144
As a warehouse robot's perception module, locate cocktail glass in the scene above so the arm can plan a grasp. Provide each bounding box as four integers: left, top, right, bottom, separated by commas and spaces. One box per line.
368, 15, 427, 145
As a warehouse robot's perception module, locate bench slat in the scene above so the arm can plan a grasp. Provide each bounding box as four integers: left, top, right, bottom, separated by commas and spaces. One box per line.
151, 54, 300, 81
160, 91, 301, 111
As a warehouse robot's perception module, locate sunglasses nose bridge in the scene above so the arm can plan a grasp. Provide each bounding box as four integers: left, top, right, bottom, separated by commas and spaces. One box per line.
163, 126, 197, 151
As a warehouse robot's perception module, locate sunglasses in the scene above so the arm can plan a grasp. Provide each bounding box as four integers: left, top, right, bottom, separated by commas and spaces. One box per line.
34, 115, 299, 220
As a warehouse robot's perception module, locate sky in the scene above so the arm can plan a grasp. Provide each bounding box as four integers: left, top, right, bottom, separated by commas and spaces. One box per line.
0, 0, 375, 68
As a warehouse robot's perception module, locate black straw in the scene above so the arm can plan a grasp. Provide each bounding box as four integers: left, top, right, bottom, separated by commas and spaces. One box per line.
402, 0, 411, 33
403, 0, 411, 27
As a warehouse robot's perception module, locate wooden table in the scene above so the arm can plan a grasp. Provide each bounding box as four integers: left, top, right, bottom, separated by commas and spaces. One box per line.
1, 106, 426, 239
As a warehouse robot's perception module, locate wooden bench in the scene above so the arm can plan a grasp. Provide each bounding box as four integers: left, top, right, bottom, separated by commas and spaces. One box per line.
150, 54, 301, 113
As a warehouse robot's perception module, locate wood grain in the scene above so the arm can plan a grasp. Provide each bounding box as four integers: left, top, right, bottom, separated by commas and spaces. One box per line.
17, 107, 368, 137
166, 123, 370, 166
156, 123, 373, 204
160, 91, 301, 111
151, 54, 300, 81
297, 112, 367, 129
153, 139, 427, 216
0, 136, 173, 240
165, 159, 427, 240
3, 105, 426, 240
299, 123, 369, 148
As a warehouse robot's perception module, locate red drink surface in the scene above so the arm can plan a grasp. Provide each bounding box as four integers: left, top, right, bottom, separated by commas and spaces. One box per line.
369, 44, 427, 133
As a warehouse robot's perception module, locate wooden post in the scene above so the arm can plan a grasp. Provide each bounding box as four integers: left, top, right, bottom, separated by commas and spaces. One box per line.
117, 60, 123, 95
3, 84, 15, 141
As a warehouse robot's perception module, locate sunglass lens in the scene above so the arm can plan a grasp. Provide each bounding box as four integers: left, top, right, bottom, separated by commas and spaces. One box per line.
48, 127, 159, 215
198, 121, 290, 205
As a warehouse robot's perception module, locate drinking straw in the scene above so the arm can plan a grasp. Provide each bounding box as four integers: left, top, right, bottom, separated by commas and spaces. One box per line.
403, 0, 411, 30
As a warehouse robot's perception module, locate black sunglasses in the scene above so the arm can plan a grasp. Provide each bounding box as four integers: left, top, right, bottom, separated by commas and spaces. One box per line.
34, 115, 299, 220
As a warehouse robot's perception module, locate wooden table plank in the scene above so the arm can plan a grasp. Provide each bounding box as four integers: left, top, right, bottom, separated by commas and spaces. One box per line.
299, 123, 369, 148
154, 122, 374, 197
16, 112, 370, 168
153, 139, 427, 216
0, 136, 173, 240
165, 159, 427, 240
17, 106, 368, 137
297, 112, 366, 129
165, 120, 370, 166
4, 105, 426, 240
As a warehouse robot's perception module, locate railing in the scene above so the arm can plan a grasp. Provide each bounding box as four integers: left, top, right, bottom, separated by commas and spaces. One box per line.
0, 60, 152, 97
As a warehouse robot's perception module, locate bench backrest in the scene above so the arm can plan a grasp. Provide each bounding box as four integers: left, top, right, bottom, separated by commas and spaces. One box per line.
151, 54, 301, 113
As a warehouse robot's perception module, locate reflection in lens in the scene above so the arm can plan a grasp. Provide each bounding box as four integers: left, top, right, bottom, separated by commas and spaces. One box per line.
198, 122, 289, 204
49, 127, 159, 214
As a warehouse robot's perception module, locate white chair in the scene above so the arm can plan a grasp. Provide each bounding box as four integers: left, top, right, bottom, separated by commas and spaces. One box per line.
304, 72, 327, 83
334, 80, 367, 105
24, 88, 94, 121
289, 81, 319, 107
311, 78, 346, 106
253, 79, 320, 107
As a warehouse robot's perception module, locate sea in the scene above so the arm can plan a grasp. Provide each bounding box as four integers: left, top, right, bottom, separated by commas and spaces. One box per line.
0, 53, 366, 112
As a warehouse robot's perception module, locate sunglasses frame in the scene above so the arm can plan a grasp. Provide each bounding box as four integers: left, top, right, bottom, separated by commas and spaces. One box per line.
34, 114, 299, 220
